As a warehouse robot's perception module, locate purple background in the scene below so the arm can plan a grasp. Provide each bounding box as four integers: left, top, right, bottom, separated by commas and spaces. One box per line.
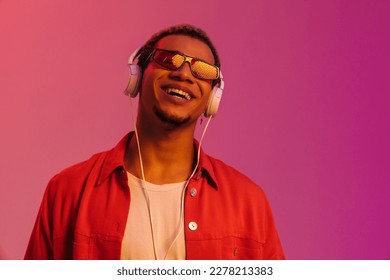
1, 0, 389, 259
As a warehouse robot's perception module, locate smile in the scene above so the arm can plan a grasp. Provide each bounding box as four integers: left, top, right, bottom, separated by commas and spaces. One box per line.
164, 88, 192, 100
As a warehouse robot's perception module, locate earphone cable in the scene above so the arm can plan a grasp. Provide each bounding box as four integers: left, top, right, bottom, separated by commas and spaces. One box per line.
129, 97, 158, 260
129, 96, 212, 260
162, 115, 212, 259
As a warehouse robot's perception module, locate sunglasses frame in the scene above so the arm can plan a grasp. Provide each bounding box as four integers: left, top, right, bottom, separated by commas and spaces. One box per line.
150, 48, 220, 80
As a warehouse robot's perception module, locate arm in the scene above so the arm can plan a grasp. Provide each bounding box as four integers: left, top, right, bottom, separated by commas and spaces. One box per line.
24, 185, 54, 260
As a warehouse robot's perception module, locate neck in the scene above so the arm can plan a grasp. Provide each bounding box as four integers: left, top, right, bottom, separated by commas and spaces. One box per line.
125, 120, 197, 185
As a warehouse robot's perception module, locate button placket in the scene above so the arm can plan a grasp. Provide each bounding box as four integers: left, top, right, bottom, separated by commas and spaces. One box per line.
186, 176, 200, 233
190, 188, 197, 197
188, 221, 198, 231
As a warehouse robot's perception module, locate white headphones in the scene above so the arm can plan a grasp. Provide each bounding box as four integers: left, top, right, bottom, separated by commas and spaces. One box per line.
124, 47, 224, 117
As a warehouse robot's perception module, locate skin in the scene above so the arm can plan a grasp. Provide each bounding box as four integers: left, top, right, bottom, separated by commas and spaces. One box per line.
124, 35, 216, 184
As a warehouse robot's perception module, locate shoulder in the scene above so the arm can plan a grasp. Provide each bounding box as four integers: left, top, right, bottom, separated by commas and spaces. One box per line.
52, 151, 106, 181
46, 133, 130, 196
203, 153, 267, 199
45, 151, 109, 198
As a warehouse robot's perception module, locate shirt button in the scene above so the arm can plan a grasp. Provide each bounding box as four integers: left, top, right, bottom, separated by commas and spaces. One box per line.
188, 221, 198, 231
196, 171, 202, 180
190, 188, 197, 197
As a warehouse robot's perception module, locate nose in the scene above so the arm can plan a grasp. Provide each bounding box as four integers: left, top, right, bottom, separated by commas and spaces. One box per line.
169, 61, 194, 82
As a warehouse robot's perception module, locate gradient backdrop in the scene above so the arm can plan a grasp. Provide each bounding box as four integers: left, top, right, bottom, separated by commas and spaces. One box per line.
1, 0, 389, 259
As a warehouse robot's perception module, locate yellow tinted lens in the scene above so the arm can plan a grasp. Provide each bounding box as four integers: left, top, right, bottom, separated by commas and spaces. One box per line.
171, 54, 185, 68
191, 60, 219, 80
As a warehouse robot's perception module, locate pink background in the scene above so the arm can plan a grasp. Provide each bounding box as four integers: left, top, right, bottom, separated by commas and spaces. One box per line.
1, 0, 389, 259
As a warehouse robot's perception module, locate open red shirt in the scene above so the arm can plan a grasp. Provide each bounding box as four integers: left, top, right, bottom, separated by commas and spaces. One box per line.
25, 132, 285, 259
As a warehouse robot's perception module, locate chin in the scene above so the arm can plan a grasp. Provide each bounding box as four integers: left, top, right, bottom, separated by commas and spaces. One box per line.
153, 106, 192, 128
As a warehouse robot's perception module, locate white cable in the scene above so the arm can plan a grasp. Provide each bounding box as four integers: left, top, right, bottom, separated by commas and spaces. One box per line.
129, 97, 158, 260
163, 116, 212, 259
130, 96, 213, 259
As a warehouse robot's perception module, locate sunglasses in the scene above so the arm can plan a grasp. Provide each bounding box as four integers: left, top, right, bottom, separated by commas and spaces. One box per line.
150, 48, 220, 80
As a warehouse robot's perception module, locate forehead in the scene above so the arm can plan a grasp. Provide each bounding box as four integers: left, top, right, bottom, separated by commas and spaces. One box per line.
155, 35, 215, 64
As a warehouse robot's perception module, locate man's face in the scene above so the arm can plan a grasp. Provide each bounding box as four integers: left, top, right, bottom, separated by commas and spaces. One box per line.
139, 34, 215, 128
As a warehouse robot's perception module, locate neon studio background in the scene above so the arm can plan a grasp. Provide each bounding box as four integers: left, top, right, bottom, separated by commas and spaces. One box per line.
0, 0, 389, 259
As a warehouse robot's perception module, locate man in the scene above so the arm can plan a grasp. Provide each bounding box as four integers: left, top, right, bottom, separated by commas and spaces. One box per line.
25, 24, 285, 260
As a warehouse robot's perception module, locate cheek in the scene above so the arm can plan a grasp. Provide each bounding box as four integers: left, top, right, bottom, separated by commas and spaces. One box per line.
140, 69, 159, 96
140, 68, 152, 91
200, 83, 213, 103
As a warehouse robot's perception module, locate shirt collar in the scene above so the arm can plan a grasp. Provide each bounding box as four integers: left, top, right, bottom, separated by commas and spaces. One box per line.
194, 139, 219, 190
96, 132, 131, 185
97, 132, 219, 190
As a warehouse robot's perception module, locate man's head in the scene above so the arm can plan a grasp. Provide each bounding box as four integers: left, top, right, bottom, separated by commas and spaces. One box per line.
136, 24, 221, 82
131, 24, 222, 129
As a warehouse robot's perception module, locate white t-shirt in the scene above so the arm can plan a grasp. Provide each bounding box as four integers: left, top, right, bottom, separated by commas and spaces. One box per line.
121, 172, 186, 260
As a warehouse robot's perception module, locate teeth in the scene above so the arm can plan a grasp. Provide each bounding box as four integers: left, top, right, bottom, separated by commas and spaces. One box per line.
166, 88, 191, 100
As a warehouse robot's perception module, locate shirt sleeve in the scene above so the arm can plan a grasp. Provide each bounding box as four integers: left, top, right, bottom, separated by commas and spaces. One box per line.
24, 181, 54, 260
263, 197, 286, 260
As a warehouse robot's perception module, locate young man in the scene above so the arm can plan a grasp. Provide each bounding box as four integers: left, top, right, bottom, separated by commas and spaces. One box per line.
25, 24, 285, 260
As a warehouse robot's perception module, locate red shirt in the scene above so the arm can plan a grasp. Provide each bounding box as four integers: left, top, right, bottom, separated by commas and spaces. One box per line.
25, 133, 285, 259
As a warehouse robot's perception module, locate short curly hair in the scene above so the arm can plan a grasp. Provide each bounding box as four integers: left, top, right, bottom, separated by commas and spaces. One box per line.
135, 24, 221, 84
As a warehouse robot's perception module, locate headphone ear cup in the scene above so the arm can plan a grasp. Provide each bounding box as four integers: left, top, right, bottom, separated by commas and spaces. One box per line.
124, 64, 142, 98
204, 85, 223, 117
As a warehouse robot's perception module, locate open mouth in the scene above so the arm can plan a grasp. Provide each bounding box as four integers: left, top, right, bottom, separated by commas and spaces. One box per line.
164, 87, 192, 100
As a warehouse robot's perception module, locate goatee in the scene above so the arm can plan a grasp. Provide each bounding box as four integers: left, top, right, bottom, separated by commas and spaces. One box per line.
153, 106, 191, 128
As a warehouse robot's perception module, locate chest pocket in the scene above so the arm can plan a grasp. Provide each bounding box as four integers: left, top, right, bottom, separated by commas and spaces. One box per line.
221, 236, 264, 259
72, 232, 122, 259
186, 235, 264, 260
